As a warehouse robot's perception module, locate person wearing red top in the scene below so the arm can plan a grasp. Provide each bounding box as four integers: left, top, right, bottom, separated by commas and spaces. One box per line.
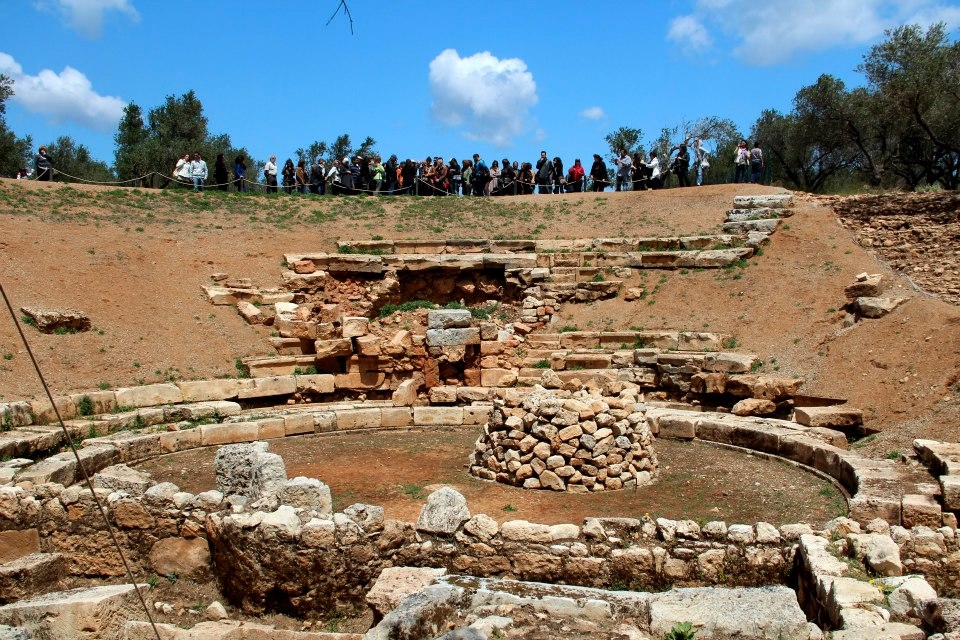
566, 158, 585, 192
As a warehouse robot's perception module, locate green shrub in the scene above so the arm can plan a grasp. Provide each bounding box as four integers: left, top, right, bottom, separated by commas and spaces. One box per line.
665, 622, 697, 640
77, 395, 95, 417
533, 359, 550, 369
378, 300, 436, 318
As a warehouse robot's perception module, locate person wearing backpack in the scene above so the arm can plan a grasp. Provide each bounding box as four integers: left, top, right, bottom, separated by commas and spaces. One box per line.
734, 140, 749, 183
749, 142, 764, 184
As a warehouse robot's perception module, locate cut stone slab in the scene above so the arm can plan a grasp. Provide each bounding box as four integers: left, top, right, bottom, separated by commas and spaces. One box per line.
648, 585, 810, 640
732, 194, 794, 208
366, 567, 447, 621
856, 296, 907, 319
845, 274, 885, 299
92, 464, 153, 496
941, 475, 960, 511
0, 583, 147, 640
902, 494, 942, 529
0, 553, 68, 605
19, 307, 91, 334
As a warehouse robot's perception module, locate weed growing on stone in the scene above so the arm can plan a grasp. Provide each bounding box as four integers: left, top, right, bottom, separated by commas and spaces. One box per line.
77, 395, 95, 417
665, 621, 697, 640
533, 359, 550, 369
502, 504, 517, 512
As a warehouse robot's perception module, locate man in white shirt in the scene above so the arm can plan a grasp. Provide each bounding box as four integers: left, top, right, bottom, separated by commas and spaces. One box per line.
189, 152, 208, 192
264, 155, 278, 193
614, 149, 633, 192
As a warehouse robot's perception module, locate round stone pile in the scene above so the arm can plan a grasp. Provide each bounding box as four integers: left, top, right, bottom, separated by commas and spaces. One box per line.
469, 386, 658, 492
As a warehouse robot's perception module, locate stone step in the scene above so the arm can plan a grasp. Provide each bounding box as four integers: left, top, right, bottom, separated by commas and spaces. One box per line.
732, 194, 795, 208
0, 552, 69, 606
726, 207, 792, 221
723, 219, 781, 234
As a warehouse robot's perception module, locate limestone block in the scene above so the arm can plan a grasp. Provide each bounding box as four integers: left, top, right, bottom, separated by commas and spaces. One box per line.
856, 296, 907, 318
355, 334, 382, 356
236, 300, 263, 324
480, 369, 518, 387
236, 376, 296, 399
177, 379, 240, 402
425, 328, 481, 347
428, 309, 472, 329
457, 387, 493, 402
648, 585, 809, 640
392, 378, 421, 406
113, 383, 183, 408
257, 418, 285, 440
732, 398, 777, 416
501, 520, 552, 543
381, 407, 414, 428
158, 427, 202, 453
200, 422, 259, 446
657, 415, 697, 440
314, 338, 354, 359
0, 530, 40, 565
733, 194, 794, 208
902, 494, 942, 529
416, 487, 470, 535
726, 374, 803, 400
941, 475, 960, 511
295, 374, 335, 394
274, 318, 317, 339
0, 583, 147, 640
92, 464, 153, 496
678, 332, 725, 351
463, 404, 493, 426
795, 406, 864, 430
148, 538, 210, 580
335, 372, 387, 390
366, 567, 447, 621
722, 219, 780, 234
845, 273, 885, 299
0, 552, 68, 606
429, 386, 459, 404
558, 332, 601, 349
342, 316, 370, 338
336, 408, 382, 430
283, 414, 315, 436
635, 331, 680, 349
703, 352, 757, 374
414, 407, 463, 426
828, 577, 884, 627
886, 576, 937, 619
282, 476, 332, 516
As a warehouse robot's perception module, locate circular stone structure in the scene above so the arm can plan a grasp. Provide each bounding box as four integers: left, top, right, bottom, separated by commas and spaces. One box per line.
469, 386, 658, 492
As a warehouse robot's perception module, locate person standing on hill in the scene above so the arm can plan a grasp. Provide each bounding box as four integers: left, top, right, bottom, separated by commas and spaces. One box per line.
671, 144, 690, 188
734, 140, 749, 183
693, 139, 708, 186
35, 146, 54, 181
234, 155, 247, 192
535, 151, 553, 194
750, 142, 765, 184
189, 152, 208, 192
214, 153, 229, 191
590, 154, 608, 192
614, 148, 632, 192
264, 155, 278, 193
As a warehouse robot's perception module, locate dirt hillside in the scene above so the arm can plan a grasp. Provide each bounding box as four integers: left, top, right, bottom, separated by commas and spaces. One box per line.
0, 179, 957, 461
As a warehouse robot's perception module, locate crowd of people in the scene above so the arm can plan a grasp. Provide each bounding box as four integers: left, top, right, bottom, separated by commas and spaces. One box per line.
21, 138, 766, 194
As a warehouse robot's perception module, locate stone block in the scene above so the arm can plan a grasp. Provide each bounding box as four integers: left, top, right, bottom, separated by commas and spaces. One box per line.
257, 418, 285, 440
678, 332, 724, 351
856, 296, 907, 318
845, 274, 884, 299
313, 412, 337, 433
67, 391, 116, 417
429, 386, 459, 404
414, 406, 464, 426
480, 369, 518, 387
733, 194, 794, 208
658, 415, 697, 440
381, 408, 413, 427
427, 309, 472, 329
295, 373, 335, 394
0, 583, 146, 640
463, 404, 493, 426
334, 372, 387, 390
795, 406, 864, 430
425, 328, 481, 347
342, 316, 370, 338
236, 376, 296, 399
0, 530, 40, 565
941, 475, 960, 511
366, 567, 447, 621
336, 408, 382, 430
355, 334, 381, 356
177, 379, 240, 402
200, 422, 259, 446
148, 538, 210, 580
635, 331, 680, 350
702, 352, 757, 374
902, 494, 942, 529
114, 384, 183, 409
314, 338, 354, 359
283, 414, 315, 436
558, 332, 601, 349
0, 552, 69, 606
159, 427, 202, 453
392, 378, 421, 406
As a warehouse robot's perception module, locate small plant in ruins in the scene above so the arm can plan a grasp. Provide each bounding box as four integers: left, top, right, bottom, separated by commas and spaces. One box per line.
532, 359, 550, 369
665, 621, 697, 640
77, 395, 95, 417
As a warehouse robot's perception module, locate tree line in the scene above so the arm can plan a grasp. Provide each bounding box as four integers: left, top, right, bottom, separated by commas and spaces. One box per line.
0, 23, 955, 193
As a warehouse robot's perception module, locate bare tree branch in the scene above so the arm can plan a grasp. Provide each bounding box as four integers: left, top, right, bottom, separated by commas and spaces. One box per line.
326, 1, 354, 35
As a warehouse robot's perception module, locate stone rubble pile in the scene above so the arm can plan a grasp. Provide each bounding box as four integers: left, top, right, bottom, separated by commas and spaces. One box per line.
470, 386, 657, 492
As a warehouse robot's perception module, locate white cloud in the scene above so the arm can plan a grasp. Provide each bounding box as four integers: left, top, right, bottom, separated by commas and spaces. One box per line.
0, 52, 126, 132
667, 15, 712, 53
428, 49, 538, 147
670, 0, 960, 65
580, 106, 606, 120
38, 0, 140, 39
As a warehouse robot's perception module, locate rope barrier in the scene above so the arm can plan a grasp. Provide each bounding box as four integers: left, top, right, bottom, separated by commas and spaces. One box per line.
0, 282, 163, 640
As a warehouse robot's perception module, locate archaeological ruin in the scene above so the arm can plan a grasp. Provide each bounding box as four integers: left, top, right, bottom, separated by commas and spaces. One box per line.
1, 192, 959, 639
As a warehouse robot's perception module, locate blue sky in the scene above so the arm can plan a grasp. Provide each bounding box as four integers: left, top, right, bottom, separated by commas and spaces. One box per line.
3, 0, 960, 171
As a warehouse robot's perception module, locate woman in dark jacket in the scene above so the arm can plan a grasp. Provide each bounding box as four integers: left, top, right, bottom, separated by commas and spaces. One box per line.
552, 157, 564, 194
400, 159, 417, 195
281, 159, 296, 193
590, 154, 608, 192
214, 153, 229, 191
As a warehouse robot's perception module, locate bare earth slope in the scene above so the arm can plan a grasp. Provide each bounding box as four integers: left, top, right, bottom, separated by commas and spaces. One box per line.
0, 179, 957, 462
